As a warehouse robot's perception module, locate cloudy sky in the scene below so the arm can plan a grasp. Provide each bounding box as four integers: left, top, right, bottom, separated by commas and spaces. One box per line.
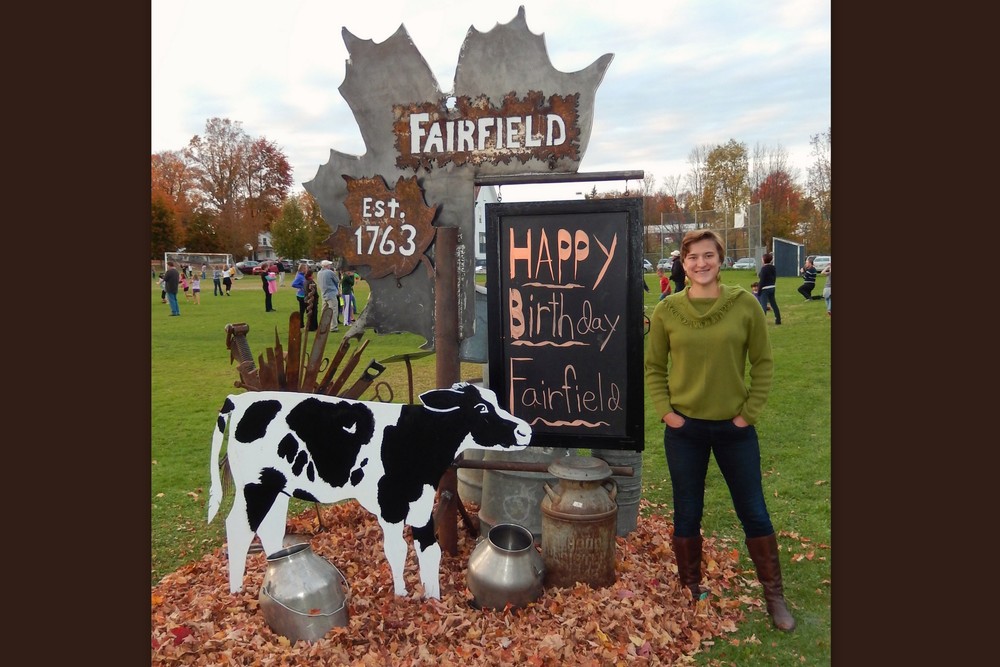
151, 0, 829, 203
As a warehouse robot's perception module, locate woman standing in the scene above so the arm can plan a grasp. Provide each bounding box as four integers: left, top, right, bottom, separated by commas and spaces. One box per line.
820, 263, 831, 317
303, 269, 319, 331
756, 252, 781, 325
644, 229, 795, 632
262, 262, 277, 312
291, 263, 308, 327
222, 266, 233, 295
340, 266, 357, 324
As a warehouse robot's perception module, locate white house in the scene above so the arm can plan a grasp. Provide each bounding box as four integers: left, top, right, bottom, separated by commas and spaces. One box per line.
474, 185, 498, 266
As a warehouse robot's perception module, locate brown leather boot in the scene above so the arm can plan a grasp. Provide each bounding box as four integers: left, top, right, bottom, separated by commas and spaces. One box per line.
672, 535, 707, 598
745, 533, 796, 632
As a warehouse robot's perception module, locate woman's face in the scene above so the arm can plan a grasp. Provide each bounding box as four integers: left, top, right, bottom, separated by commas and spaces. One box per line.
682, 239, 722, 288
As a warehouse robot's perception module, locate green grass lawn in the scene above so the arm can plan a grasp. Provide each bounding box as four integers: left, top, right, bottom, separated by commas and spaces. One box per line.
151, 267, 830, 665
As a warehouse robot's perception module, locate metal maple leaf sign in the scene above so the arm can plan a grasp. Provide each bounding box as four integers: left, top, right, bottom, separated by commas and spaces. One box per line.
304, 6, 612, 345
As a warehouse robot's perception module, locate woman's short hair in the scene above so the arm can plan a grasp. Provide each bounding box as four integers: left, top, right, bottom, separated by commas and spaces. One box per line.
680, 229, 724, 260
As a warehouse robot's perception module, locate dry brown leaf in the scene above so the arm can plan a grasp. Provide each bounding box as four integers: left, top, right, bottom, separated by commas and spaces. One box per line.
151, 498, 818, 665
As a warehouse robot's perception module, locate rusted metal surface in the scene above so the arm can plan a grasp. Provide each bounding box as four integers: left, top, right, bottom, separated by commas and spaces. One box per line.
453, 458, 633, 477
222, 315, 389, 400
435, 226, 461, 556
339, 359, 387, 400
327, 175, 439, 281
304, 8, 614, 346
474, 169, 645, 187
393, 92, 585, 171
541, 474, 618, 589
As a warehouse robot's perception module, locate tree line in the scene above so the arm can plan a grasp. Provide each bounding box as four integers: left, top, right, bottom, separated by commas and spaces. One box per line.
587, 132, 831, 257
152, 118, 831, 261
151, 117, 331, 263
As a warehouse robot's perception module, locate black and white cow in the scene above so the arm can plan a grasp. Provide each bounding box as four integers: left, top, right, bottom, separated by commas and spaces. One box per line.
208, 382, 531, 598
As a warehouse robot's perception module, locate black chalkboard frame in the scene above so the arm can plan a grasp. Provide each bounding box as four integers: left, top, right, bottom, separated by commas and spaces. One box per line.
485, 197, 644, 451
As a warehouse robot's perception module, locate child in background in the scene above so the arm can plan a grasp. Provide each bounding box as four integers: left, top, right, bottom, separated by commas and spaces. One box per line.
751, 282, 770, 312
181, 274, 191, 300
191, 275, 201, 304
657, 267, 671, 300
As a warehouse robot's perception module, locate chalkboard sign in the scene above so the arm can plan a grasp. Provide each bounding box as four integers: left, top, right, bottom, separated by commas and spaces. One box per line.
486, 198, 644, 451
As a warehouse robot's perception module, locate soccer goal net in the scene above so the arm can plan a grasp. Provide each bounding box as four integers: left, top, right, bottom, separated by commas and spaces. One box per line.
163, 252, 235, 272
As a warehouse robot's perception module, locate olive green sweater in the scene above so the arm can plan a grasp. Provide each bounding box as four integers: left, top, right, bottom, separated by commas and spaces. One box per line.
644, 284, 773, 424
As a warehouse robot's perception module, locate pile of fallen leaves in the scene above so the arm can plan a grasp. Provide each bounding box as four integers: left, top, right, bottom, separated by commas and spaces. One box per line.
151, 499, 763, 665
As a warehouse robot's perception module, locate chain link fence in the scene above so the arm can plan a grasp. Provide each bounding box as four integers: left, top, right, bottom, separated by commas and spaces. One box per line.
644, 203, 763, 268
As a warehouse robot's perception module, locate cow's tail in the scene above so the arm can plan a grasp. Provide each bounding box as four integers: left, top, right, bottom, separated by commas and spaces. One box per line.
208, 396, 236, 524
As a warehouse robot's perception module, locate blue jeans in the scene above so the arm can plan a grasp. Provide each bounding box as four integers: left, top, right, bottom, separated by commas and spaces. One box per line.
663, 412, 774, 539
756, 288, 781, 324
166, 292, 180, 315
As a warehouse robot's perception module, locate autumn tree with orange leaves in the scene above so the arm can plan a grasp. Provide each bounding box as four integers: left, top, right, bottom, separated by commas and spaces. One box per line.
151, 118, 293, 259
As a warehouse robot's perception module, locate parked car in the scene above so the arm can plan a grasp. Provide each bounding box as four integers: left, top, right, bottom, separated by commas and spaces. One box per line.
722, 256, 735, 268
656, 258, 673, 271
642, 259, 653, 272
812, 255, 831, 271
235, 260, 261, 275
732, 257, 756, 270
474, 259, 487, 274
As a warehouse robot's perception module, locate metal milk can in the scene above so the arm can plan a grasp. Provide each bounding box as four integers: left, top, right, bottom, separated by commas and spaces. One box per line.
258, 542, 350, 643
467, 523, 545, 610
540, 455, 618, 588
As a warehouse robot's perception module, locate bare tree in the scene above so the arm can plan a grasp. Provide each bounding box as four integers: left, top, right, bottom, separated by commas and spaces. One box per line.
685, 145, 712, 211
661, 174, 682, 199
807, 128, 831, 225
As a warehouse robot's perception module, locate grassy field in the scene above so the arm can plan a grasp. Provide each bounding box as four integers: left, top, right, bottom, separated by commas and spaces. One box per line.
151, 267, 830, 664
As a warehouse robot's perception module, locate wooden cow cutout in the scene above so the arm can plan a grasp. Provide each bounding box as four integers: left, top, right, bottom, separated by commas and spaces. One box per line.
208, 382, 531, 598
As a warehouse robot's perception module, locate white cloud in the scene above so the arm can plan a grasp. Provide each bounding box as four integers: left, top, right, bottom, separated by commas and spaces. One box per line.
152, 0, 830, 200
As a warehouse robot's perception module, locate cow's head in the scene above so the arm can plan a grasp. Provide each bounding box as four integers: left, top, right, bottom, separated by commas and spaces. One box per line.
419, 382, 531, 450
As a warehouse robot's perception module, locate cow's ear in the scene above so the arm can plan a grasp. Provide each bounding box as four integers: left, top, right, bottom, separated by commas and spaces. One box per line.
419, 387, 461, 413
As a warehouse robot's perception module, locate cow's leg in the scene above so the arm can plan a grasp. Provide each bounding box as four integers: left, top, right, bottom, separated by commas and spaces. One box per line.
224, 494, 256, 594
409, 486, 441, 599
412, 518, 442, 599
256, 493, 290, 556
379, 519, 409, 596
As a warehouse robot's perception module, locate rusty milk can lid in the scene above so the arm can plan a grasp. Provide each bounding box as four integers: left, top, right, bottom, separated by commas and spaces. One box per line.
548, 455, 612, 481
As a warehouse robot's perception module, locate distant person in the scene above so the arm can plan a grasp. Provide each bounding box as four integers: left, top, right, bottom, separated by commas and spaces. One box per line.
797, 258, 818, 301
223, 265, 234, 295
291, 262, 308, 327
201, 264, 207, 280
180, 273, 190, 300
304, 269, 319, 332
820, 263, 831, 317
756, 253, 781, 325
316, 260, 341, 332
656, 267, 671, 301
190, 274, 201, 304
163, 261, 180, 316
212, 266, 223, 296
158, 272, 166, 303
262, 263, 278, 312
669, 249, 685, 293
340, 266, 357, 325
751, 281, 770, 312
645, 229, 795, 632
